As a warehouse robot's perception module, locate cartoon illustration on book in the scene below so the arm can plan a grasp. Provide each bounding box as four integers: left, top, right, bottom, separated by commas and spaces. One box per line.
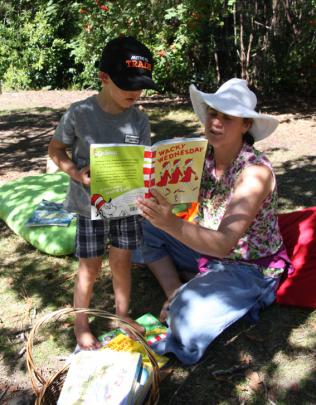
91, 193, 117, 219
180, 158, 199, 191
168, 159, 183, 184
156, 161, 171, 197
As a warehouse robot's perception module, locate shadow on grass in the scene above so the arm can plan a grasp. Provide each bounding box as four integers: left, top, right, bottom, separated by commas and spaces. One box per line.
274, 154, 316, 211
0, 225, 165, 378
159, 305, 316, 404
0, 107, 64, 176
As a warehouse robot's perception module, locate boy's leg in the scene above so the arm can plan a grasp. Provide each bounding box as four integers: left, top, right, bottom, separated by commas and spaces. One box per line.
109, 246, 132, 318
109, 246, 145, 334
109, 215, 145, 335
74, 215, 109, 349
74, 256, 103, 349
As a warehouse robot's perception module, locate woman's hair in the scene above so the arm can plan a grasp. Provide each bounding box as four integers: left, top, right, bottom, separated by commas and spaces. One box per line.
243, 132, 255, 145
243, 118, 254, 145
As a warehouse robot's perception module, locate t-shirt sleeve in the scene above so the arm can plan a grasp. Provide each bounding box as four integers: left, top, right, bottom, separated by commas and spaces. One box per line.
53, 106, 76, 145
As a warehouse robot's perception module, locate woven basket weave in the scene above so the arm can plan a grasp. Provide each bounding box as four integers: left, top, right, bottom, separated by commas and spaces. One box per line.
26, 307, 160, 405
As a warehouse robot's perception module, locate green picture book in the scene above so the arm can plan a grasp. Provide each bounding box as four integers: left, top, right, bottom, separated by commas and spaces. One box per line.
90, 137, 208, 219
98, 313, 169, 370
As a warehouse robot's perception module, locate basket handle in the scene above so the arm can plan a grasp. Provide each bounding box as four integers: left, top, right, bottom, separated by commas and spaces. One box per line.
26, 307, 160, 404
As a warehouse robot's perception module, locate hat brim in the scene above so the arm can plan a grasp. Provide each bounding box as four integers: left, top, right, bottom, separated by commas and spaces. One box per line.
189, 84, 279, 141
110, 74, 159, 91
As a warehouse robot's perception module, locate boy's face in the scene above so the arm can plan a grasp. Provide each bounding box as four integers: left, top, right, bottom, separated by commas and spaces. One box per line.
100, 72, 142, 112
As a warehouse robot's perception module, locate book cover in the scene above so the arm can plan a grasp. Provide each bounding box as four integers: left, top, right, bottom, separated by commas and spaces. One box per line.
57, 349, 142, 405
98, 313, 169, 370
90, 137, 207, 219
133, 365, 152, 405
25, 199, 75, 227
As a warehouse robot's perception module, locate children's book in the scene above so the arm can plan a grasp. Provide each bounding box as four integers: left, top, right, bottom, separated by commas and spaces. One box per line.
57, 349, 142, 405
98, 313, 169, 370
133, 364, 152, 405
90, 137, 208, 219
25, 199, 75, 227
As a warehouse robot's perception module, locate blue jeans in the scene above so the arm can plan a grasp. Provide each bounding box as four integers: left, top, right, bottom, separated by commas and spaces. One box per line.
133, 221, 279, 365
132, 220, 200, 274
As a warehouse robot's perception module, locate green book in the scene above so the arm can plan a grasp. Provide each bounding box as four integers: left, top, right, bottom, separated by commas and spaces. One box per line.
98, 313, 169, 369
98, 313, 167, 347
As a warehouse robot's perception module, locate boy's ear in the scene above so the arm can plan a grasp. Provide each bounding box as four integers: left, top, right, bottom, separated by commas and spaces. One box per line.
99, 71, 110, 83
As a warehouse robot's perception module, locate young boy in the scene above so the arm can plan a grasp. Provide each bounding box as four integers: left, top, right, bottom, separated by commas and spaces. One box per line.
48, 36, 157, 350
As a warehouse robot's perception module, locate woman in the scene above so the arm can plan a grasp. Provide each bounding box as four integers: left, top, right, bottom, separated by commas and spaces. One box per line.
135, 78, 292, 364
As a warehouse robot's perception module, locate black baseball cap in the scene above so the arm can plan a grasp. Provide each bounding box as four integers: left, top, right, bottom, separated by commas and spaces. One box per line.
99, 36, 158, 91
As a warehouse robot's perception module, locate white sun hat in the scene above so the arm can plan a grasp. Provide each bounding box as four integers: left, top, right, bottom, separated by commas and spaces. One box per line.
189, 78, 279, 141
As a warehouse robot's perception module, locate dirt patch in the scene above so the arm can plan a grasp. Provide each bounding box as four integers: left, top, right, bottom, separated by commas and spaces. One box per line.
1, 89, 315, 209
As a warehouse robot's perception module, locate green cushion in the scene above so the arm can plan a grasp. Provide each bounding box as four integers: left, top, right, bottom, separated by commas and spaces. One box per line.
0, 173, 76, 256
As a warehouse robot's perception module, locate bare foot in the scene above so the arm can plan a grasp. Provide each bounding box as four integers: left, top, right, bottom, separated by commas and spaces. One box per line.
159, 299, 170, 323
74, 321, 101, 350
159, 287, 181, 323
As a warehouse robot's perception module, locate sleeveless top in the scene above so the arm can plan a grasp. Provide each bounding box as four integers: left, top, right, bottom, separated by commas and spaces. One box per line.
198, 143, 285, 264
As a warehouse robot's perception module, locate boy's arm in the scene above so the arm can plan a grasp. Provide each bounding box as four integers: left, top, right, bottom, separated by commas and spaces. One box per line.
48, 139, 90, 186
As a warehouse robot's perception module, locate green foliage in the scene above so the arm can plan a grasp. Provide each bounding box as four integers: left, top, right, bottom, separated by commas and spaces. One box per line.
0, 0, 315, 95
0, 1, 75, 89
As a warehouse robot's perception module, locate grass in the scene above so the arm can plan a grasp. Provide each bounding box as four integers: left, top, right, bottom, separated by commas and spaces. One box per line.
0, 99, 316, 403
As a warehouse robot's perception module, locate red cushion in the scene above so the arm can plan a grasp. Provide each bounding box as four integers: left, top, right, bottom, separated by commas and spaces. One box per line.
276, 207, 316, 308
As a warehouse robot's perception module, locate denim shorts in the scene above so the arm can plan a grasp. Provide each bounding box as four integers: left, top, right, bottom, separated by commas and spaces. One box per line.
76, 214, 143, 258
132, 220, 201, 274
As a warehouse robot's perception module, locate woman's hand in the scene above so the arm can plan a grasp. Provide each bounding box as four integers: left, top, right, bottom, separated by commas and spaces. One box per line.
136, 188, 177, 231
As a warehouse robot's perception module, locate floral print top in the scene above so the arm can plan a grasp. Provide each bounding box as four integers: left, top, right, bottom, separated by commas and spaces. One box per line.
198, 143, 284, 261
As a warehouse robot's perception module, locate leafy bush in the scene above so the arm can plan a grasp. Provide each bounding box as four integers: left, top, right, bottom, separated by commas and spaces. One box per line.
0, 0, 315, 95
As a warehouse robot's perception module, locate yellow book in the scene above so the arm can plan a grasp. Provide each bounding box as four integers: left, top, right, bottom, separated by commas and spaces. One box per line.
103, 333, 169, 370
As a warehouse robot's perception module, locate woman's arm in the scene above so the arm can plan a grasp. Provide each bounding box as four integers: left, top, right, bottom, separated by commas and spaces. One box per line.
137, 164, 274, 258
48, 138, 90, 186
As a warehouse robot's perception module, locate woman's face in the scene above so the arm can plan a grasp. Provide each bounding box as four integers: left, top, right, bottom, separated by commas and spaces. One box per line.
204, 107, 252, 149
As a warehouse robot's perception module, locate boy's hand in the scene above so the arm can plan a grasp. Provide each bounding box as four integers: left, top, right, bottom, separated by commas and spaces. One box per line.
76, 166, 91, 186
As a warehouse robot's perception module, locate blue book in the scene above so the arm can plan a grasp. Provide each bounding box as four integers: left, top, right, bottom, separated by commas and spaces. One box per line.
25, 199, 75, 227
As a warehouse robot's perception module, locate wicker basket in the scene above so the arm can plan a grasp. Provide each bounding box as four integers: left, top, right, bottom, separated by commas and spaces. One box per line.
26, 307, 160, 405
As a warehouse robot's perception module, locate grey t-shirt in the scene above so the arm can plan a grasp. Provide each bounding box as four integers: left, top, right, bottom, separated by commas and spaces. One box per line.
53, 95, 151, 218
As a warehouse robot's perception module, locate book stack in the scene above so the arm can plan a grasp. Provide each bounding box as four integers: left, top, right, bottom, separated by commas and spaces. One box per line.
58, 313, 169, 405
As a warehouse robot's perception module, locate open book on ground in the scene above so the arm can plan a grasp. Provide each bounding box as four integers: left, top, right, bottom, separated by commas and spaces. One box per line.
57, 349, 142, 405
90, 137, 208, 219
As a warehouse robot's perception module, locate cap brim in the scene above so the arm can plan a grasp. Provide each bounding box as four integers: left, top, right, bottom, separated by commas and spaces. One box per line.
111, 74, 159, 91
189, 84, 279, 142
